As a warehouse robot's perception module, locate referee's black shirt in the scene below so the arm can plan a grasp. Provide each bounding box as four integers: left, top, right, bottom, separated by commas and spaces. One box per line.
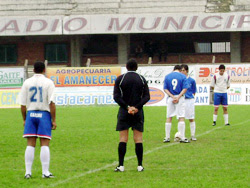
113, 71, 150, 110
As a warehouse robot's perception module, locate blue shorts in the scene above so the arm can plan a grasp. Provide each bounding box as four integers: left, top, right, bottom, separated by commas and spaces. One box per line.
23, 111, 52, 139
214, 93, 228, 107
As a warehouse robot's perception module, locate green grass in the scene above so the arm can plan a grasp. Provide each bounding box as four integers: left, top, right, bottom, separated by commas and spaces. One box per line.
0, 105, 249, 188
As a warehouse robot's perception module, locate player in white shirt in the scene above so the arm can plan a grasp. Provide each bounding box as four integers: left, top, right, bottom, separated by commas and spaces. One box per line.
19, 61, 56, 179
210, 64, 230, 126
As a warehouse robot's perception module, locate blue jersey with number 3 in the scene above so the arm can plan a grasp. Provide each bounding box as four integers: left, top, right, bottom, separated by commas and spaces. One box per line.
163, 72, 188, 95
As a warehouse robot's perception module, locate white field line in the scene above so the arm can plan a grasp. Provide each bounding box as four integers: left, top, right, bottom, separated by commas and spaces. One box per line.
49, 120, 249, 187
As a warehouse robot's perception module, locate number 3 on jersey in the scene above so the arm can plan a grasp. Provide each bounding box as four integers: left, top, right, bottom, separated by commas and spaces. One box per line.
172, 79, 178, 90
29, 86, 43, 102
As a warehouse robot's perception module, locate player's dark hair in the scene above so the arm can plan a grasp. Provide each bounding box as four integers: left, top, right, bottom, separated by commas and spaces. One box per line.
181, 64, 189, 72
219, 64, 225, 70
126, 58, 138, 71
173, 65, 181, 71
34, 61, 45, 73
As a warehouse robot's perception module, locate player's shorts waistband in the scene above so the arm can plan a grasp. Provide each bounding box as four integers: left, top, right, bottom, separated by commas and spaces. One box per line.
173, 95, 184, 97
28, 110, 49, 112
27, 111, 50, 118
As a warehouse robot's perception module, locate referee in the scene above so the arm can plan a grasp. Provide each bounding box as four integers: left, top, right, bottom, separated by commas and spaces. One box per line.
113, 59, 150, 172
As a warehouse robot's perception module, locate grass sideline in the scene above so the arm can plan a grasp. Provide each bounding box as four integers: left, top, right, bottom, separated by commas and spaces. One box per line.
0, 105, 249, 188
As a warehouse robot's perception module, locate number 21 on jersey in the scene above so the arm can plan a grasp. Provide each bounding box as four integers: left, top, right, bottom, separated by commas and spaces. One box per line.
29, 86, 43, 102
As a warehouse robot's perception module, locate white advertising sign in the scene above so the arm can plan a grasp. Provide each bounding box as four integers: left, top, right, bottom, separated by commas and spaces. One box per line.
54, 86, 115, 105
228, 85, 250, 104
194, 85, 210, 105
0, 68, 24, 88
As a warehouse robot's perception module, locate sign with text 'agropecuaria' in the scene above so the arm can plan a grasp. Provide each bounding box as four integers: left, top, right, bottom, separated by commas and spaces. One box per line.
46, 67, 121, 87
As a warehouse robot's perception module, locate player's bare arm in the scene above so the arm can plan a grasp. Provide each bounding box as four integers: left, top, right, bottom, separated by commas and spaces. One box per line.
21, 105, 27, 127
164, 89, 174, 98
164, 89, 179, 103
172, 88, 187, 104
49, 102, 57, 130
178, 88, 187, 100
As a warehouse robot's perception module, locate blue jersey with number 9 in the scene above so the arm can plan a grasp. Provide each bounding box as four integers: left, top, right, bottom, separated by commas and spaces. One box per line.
163, 72, 188, 95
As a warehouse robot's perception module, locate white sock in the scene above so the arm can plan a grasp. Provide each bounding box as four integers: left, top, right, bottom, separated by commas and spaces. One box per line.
213, 114, 217, 122
190, 121, 196, 137
40, 146, 50, 176
165, 123, 171, 139
25, 146, 35, 175
178, 121, 185, 139
224, 114, 229, 124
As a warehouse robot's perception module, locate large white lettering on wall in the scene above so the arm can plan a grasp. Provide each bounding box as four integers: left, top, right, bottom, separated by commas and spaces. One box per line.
0, 13, 249, 36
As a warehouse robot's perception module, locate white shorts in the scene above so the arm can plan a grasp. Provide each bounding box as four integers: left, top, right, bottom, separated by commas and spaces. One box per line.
166, 96, 185, 119
185, 98, 195, 119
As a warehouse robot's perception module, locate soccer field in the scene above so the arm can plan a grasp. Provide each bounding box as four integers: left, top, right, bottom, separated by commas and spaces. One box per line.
0, 105, 249, 188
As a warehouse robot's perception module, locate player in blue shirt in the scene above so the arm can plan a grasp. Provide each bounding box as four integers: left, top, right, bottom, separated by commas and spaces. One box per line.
163, 65, 190, 143
181, 64, 197, 141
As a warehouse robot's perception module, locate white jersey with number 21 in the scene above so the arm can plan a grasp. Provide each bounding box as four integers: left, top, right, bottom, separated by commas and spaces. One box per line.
19, 74, 55, 112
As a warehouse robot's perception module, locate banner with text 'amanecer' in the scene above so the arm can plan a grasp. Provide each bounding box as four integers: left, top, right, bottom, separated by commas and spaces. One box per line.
46, 67, 121, 87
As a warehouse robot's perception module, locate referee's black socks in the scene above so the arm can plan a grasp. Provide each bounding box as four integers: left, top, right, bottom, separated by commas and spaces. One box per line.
135, 143, 143, 166
118, 142, 127, 166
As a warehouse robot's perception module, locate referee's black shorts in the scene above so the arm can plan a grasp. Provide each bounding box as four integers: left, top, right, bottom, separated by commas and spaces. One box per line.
116, 107, 144, 132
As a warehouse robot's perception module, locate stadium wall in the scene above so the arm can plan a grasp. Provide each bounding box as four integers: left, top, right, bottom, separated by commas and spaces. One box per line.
0, 33, 249, 66
2, 34, 249, 66
242, 35, 250, 62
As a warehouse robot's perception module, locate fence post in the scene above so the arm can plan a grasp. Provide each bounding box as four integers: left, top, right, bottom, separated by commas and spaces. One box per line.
24, 59, 28, 80
178, 54, 182, 64
44, 60, 48, 76
148, 57, 152, 64
212, 55, 215, 63
86, 58, 91, 67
